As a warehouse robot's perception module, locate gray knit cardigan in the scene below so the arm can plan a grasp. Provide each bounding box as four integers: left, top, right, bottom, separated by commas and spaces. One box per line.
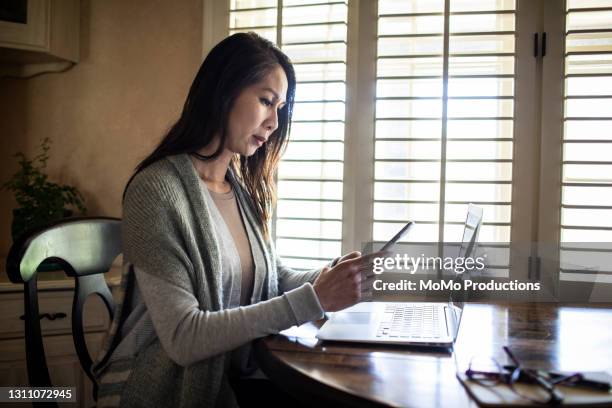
91, 153, 324, 407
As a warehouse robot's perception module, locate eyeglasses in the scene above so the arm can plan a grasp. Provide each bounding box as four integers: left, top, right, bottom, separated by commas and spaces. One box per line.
465, 346, 585, 405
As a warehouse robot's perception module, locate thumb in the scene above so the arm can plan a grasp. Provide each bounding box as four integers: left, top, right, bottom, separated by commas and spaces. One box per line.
345, 251, 361, 259
339, 251, 361, 264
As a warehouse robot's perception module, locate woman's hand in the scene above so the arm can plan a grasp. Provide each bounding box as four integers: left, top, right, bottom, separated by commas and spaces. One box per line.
331, 250, 361, 266
313, 251, 380, 312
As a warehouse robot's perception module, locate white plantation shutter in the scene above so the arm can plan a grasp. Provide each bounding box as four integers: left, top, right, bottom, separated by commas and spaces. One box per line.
373, 0, 516, 275
222, 0, 604, 282
560, 0, 612, 281
230, 0, 348, 269
229, 0, 276, 42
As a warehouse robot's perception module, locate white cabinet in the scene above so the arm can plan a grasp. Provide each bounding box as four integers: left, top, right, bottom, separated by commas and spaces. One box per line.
0, 273, 119, 407
0, 0, 79, 64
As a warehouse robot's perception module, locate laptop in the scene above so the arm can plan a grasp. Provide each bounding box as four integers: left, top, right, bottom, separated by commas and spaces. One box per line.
316, 204, 483, 348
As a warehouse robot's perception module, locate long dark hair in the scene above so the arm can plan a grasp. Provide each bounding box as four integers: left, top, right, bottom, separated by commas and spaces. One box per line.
125, 32, 296, 240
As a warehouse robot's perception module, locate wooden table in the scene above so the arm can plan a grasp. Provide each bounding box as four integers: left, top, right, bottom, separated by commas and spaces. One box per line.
254, 303, 612, 407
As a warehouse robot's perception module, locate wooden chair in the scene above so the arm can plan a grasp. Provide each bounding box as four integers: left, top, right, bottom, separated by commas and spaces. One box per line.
6, 217, 121, 405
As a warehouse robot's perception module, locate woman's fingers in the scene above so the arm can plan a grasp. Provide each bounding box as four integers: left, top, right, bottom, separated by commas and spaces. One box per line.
360, 273, 376, 292
343, 250, 361, 260
335, 250, 362, 266
340, 252, 385, 277
362, 272, 376, 285
316, 250, 396, 311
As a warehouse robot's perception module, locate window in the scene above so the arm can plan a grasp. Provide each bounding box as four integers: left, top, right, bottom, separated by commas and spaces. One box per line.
559, 0, 612, 282
207, 0, 612, 289
373, 0, 515, 249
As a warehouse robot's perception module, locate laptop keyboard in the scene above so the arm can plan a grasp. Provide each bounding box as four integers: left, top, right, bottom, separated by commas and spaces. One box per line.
376, 304, 441, 339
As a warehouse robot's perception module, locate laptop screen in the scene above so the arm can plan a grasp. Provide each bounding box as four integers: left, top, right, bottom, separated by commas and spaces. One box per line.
459, 204, 484, 259
449, 204, 483, 339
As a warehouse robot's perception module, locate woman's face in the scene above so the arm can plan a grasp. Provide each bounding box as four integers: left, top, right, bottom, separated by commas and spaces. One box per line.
224, 64, 288, 157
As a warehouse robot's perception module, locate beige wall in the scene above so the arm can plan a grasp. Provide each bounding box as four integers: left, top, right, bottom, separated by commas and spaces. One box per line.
0, 0, 203, 259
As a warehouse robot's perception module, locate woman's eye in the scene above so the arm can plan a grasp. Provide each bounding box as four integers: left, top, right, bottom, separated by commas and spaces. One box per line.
260, 98, 272, 107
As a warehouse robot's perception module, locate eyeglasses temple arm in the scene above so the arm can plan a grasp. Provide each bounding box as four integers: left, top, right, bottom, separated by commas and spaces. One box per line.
502, 346, 521, 367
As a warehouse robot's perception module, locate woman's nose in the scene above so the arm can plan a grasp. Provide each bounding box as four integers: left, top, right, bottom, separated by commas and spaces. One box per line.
265, 110, 279, 132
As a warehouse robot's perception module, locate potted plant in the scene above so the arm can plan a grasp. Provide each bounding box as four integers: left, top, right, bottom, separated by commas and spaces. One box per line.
2, 137, 87, 250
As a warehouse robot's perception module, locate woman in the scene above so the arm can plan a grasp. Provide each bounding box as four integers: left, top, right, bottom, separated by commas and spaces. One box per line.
92, 32, 374, 408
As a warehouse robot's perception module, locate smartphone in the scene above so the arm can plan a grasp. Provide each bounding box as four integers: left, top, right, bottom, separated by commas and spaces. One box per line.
380, 221, 414, 251
330, 221, 415, 267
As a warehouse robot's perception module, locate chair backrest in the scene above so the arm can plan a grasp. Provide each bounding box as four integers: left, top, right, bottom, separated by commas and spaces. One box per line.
6, 217, 121, 404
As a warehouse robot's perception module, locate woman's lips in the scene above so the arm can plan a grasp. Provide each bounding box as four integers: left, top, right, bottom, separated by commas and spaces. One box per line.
253, 135, 266, 146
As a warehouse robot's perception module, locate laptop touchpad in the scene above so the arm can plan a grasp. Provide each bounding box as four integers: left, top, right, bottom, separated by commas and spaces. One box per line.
331, 312, 372, 324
